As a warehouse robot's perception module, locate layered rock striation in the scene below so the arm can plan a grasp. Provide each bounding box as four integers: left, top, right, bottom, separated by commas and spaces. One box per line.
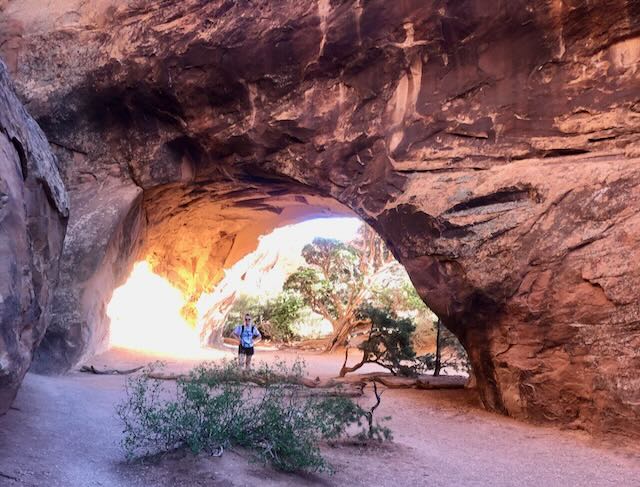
0, 0, 639, 436
0, 60, 68, 413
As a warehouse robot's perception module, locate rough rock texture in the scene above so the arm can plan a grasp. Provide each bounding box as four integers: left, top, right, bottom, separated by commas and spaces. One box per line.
1, 0, 639, 437
30, 178, 145, 373
0, 60, 68, 413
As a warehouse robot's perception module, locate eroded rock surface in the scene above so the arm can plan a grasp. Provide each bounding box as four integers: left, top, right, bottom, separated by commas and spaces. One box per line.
0, 60, 68, 413
1, 0, 639, 436
30, 178, 144, 373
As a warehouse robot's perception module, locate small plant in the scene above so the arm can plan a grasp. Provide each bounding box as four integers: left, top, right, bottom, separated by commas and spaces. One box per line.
356, 382, 393, 442
117, 360, 391, 472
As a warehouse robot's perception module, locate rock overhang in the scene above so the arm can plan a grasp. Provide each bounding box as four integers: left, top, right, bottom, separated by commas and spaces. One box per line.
0, 0, 638, 438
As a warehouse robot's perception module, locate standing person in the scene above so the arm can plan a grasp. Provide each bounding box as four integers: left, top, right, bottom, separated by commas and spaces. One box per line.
233, 313, 262, 369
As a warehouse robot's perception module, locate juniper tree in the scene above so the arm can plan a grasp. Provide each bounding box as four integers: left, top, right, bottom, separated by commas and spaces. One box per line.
284, 226, 396, 350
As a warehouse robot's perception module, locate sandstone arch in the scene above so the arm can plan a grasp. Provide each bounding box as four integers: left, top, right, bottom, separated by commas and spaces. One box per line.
32, 175, 355, 373
0, 0, 639, 438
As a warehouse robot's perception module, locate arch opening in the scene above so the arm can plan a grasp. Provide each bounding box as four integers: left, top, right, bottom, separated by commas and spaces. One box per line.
32, 173, 469, 380
102, 202, 468, 379
7, 0, 638, 438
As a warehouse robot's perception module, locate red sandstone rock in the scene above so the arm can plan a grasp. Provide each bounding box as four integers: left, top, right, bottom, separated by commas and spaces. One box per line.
0, 0, 639, 438
0, 60, 68, 413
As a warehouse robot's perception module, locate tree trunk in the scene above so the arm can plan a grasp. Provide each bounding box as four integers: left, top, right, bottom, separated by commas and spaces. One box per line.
338, 347, 367, 377
325, 318, 354, 352
325, 326, 350, 351
434, 318, 442, 377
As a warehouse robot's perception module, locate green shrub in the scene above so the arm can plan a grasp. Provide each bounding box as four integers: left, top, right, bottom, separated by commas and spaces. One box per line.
223, 292, 305, 342
260, 292, 305, 342
358, 306, 417, 376
117, 360, 391, 472
340, 306, 417, 377
416, 320, 470, 375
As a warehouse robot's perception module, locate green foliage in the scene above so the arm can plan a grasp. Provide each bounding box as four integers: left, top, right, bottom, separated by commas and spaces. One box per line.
342, 306, 471, 378
372, 285, 470, 374
117, 360, 392, 472
400, 283, 430, 311
260, 292, 305, 342
416, 321, 470, 375
301, 238, 359, 281
284, 230, 397, 350
355, 382, 393, 442
224, 292, 304, 342
223, 294, 263, 336
351, 306, 417, 377
363, 271, 438, 350
370, 280, 424, 312
284, 239, 360, 323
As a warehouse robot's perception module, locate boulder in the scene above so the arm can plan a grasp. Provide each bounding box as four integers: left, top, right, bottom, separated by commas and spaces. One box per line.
30, 179, 145, 373
0, 60, 68, 413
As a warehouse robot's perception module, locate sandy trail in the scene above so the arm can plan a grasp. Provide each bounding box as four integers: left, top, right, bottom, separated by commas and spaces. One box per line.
0, 347, 638, 487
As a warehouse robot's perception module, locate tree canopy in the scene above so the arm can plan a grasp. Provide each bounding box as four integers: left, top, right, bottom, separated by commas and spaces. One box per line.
284, 226, 396, 350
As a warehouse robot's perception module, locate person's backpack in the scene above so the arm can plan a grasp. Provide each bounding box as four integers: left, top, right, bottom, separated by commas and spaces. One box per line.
240, 324, 254, 348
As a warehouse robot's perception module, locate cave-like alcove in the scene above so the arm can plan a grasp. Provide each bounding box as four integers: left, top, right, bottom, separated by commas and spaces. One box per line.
3, 0, 637, 439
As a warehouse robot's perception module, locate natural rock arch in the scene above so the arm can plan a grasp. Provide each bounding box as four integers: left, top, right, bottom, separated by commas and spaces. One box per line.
32, 176, 356, 373
0, 0, 639, 438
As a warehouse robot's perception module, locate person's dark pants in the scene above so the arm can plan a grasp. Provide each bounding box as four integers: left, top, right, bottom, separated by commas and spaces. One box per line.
238, 345, 255, 368
238, 345, 254, 356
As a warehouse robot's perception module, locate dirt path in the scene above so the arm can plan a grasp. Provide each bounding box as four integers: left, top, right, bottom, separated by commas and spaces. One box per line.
0, 347, 638, 486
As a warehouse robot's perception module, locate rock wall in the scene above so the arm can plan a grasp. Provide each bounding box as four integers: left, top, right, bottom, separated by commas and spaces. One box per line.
0, 60, 68, 413
1, 0, 639, 437
30, 178, 145, 373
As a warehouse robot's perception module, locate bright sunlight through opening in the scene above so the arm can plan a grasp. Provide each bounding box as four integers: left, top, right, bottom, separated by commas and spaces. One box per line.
107, 217, 363, 355
107, 261, 202, 356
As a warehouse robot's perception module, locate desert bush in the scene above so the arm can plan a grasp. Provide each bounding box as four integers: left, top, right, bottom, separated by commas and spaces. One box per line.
416, 319, 470, 376
370, 281, 438, 351
340, 306, 471, 378
117, 360, 391, 472
223, 292, 304, 342
260, 292, 305, 342
340, 305, 417, 377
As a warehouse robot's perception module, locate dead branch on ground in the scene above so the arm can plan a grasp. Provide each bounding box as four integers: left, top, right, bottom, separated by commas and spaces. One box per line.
79, 365, 144, 375
145, 371, 366, 397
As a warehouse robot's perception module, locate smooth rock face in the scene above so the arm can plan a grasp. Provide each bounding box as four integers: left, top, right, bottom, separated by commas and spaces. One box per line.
0, 60, 68, 413
1, 0, 639, 437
